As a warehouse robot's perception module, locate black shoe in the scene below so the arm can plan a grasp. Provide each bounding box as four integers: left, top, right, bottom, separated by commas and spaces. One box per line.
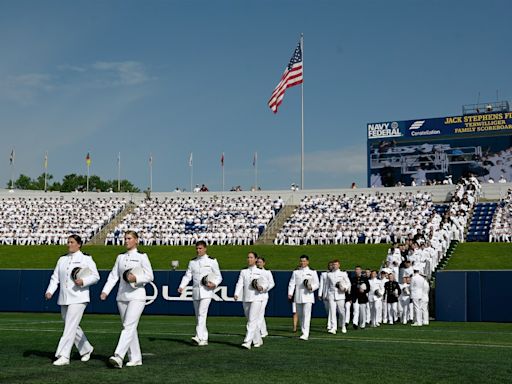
353, 324, 358, 330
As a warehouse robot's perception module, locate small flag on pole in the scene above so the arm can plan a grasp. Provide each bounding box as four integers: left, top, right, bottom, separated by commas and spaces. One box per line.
253, 152, 257, 167
85, 152, 91, 167
221, 153, 224, 167
149, 154, 153, 165
268, 40, 303, 113
44, 151, 48, 169
189, 152, 193, 167
9, 149, 15, 165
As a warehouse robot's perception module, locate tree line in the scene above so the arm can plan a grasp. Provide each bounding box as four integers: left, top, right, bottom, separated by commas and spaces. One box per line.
7, 173, 140, 192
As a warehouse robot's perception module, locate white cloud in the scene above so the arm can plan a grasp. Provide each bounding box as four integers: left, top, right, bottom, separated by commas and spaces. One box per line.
0, 73, 55, 105
92, 61, 151, 85
269, 146, 367, 175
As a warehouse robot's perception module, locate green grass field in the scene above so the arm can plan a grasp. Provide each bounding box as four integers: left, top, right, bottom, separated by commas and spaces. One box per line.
0, 244, 390, 271
0, 313, 511, 384
445, 242, 512, 270
1, 242, 511, 271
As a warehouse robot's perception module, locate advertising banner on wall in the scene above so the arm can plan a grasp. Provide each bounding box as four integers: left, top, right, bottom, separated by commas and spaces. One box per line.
367, 112, 512, 187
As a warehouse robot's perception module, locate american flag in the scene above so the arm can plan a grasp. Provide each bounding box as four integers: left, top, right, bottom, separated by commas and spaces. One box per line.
221, 152, 224, 167
268, 40, 303, 113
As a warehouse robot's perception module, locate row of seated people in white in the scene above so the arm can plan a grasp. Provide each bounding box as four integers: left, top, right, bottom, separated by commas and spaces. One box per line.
0, 197, 126, 245
489, 193, 512, 242
113, 196, 276, 245
105, 228, 260, 246
275, 192, 434, 245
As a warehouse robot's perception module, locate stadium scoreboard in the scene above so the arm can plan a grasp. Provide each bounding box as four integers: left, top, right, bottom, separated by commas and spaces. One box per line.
367, 110, 512, 187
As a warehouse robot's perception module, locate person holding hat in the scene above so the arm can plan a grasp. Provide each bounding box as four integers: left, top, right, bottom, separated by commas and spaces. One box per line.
101, 230, 154, 368
234, 252, 267, 349
383, 273, 401, 324
326, 260, 351, 334
178, 240, 222, 346
256, 256, 275, 338
288, 255, 319, 340
45, 234, 100, 366
350, 266, 370, 330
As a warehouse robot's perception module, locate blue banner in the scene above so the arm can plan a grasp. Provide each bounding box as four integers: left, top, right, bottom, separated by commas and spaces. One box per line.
0, 270, 332, 318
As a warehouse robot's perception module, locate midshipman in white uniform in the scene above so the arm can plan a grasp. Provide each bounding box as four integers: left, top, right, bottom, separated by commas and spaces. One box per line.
234, 252, 268, 349
101, 231, 154, 368
326, 260, 351, 334
178, 240, 222, 346
318, 262, 334, 331
288, 255, 319, 341
46, 235, 100, 366
256, 256, 275, 338
410, 269, 426, 326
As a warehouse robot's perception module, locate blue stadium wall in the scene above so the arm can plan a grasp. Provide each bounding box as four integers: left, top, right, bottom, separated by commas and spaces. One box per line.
435, 271, 512, 322
0, 270, 321, 317
2, 270, 511, 322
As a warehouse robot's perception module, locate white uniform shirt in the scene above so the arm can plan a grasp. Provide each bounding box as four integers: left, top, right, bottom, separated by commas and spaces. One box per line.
410, 273, 425, 300
234, 265, 266, 302
179, 254, 222, 300
288, 266, 319, 304
46, 250, 100, 306
422, 278, 430, 302
318, 271, 329, 300
368, 278, 384, 302
326, 269, 351, 300
102, 249, 154, 302
259, 268, 275, 300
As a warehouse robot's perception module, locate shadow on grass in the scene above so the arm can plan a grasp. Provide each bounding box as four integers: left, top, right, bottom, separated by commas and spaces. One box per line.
23, 350, 112, 367
147, 336, 193, 346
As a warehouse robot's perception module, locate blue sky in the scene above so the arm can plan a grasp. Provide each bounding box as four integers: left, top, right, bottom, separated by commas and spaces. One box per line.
1, 0, 511, 191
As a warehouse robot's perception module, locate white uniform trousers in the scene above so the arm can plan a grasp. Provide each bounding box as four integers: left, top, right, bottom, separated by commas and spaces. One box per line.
382, 299, 388, 323
296, 303, 313, 338
352, 302, 366, 328
421, 300, 429, 325
259, 297, 269, 336
369, 300, 382, 327
243, 301, 263, 346
387, 302, 398, 324
322, 299, 333, 330
345, 301, 351, 324
55, 303, 92, 359
193, 298, 212, 342
327, 298, 345, 331
366, 303, 371, 324
399, 298, 410, 324
412, 298, 423, 325
114, 300, 145, 362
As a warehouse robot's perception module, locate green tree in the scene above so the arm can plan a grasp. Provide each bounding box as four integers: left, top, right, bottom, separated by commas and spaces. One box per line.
10, 174, 32, 190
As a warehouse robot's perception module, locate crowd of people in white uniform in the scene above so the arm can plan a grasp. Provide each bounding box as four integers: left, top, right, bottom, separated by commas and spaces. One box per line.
275, 191, 437, 245
489, 188, 512, 242
0, 197, 126, 245
106, 196, 283, 246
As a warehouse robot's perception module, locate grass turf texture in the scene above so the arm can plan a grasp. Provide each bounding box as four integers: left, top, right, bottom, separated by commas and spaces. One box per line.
445, 242, 512, 270
0, 244, 390, 271
0, 313, 511, 384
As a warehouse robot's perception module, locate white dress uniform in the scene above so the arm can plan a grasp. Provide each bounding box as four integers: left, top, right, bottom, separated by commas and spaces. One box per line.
399, 283, 411, 324
368, 278, 384, 327
421, 278, 430, 325
258, 268, 275, 337
410, 272, 425, 326
234, 266, 267, 347
326, 269, 351, 332
288, 266, 319, 340
46, 250, 100, 361
318, 271, 331, 330
102, 249, 154, 363
178, 254, 222, 343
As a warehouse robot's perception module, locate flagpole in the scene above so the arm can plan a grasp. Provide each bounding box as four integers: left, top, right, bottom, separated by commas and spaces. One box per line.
300, 33, 304, 190
10, 149, 14, 190
189, 152, 193, 192
254, 152, 258, 190
44, 151, 48, 192
149, 154, 153, 192
117, 152, 121, 192
86, 164, 90, 192
222, 152, 225, 192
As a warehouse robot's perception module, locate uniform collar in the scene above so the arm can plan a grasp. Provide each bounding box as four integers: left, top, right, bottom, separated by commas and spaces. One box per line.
127, 248, 139, 255
197, 254, 208, 259
301, 266, 310, 271
69, 250, 82, 257
248, 265, 257, 270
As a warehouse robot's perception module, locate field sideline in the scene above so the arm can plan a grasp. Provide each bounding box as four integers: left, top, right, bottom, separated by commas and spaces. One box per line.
0, 312, 511, 383
0, 243, 511, 270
